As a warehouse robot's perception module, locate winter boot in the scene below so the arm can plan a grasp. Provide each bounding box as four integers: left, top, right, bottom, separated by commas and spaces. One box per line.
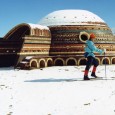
84, 75, 90, 80
84, 70, 90, 80
91, 66, 97, 78
91, 72, 97, 78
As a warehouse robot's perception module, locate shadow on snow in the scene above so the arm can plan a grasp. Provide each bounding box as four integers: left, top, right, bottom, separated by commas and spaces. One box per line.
24, 77, 115, 83
25, 78, 79, 82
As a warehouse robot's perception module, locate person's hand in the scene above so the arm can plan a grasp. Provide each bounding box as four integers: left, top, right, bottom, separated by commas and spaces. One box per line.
103, 48, 106, 53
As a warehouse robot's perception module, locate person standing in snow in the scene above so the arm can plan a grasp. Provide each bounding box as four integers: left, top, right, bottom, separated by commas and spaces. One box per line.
83, 33, 105, 80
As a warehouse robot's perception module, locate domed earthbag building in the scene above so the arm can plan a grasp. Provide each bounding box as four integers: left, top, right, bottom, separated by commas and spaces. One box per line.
0, 9, 115, 69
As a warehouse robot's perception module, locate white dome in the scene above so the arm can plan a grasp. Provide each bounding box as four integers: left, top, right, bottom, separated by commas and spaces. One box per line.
38, 9, 105, 26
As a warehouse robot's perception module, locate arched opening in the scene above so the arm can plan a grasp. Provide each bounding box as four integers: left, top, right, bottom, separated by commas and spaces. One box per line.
79, 59, 87, 65
112, 58, 115, 64
47, 60, 53, 67
39, 60, 45, 68
55, 60, 63, 66
31, 61, 38, 68
81, 35, 88, 41
79, 31, 89, 42
95, 58, 100, 65
4, 23, 30, 40
67, 59, 76, 65
102, 58, 109, 65
1, 23, 31, 67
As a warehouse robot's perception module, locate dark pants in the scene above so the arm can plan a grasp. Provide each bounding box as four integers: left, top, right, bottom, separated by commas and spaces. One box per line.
85, 56, 99, 70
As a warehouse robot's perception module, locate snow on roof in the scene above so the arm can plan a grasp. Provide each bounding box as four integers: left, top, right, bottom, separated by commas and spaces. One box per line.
38, 9, 105, 26
28, 23, 49, 30
25, 56, 34, 60
20, 61, 28, 64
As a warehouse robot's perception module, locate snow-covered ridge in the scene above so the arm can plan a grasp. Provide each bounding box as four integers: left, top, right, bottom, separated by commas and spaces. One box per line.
28, 23, 49, 30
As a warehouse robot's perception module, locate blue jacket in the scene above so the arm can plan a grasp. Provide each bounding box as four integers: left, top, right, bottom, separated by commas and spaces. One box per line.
84, 40, 104, 57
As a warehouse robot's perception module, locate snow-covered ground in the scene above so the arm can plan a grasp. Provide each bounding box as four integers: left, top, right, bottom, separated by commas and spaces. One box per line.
0, 65, 115, 115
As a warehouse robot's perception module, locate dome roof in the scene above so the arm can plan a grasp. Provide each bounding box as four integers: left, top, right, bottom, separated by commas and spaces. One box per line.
38, 9, 105, 26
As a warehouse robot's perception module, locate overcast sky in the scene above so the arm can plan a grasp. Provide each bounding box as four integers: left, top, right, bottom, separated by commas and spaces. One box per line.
0, 0, 115, 37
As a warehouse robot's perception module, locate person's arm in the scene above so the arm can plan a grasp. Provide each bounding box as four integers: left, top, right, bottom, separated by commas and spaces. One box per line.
88, 41, 104, 54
